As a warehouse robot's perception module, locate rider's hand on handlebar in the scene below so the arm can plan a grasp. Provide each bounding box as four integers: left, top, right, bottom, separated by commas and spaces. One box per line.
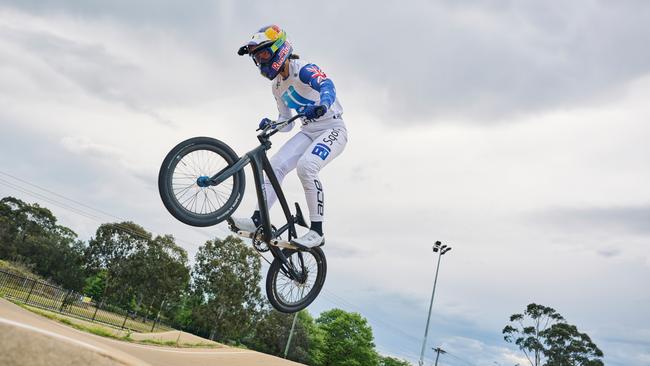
304, 105, 327, 120
258, 118, 273, 130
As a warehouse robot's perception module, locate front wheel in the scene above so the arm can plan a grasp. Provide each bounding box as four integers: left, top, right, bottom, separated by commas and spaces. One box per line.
266, 248, 327, 313
158, 136, 245, 227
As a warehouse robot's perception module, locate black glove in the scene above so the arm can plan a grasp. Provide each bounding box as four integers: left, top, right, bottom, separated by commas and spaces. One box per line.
304, 105, 327, 120
259, 118, 273, 130
237, 45, 249, 56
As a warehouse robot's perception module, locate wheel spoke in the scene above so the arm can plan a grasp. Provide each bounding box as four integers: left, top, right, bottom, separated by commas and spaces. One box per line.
273, 250, 322, 307
169, 148, 237, 216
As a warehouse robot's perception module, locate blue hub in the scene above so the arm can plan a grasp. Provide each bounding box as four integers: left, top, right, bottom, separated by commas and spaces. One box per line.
196, 176, 211, 188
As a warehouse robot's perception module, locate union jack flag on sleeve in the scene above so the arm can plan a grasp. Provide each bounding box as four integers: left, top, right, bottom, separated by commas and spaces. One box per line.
299, 64, 336, 109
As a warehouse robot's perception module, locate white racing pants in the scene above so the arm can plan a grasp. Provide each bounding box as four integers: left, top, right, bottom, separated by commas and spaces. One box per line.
260, 120, 348, 223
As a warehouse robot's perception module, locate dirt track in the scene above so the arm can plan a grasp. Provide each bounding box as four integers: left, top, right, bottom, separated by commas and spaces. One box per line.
0, 298, 304, 366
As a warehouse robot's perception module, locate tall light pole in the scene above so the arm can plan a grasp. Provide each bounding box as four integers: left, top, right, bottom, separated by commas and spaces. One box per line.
283, 312, 299, 358
418, 241, 452, 366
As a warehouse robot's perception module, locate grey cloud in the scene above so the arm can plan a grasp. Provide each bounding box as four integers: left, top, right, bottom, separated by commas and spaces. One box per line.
533, 204, 650, 236
315, 0, 650, 122
597, 247, 622, 258
6, 1, 650, 123
0, 0, 217, 27
59, 136, 158, 189
0, 24, 176, 125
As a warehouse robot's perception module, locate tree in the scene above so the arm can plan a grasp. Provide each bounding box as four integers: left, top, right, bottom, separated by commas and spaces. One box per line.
31, 226, 86, 290
379, 356, 412, 366
247, 309, 320, 364
316, 308, 379, 366
503, 303, 604, 366
543, 323, 603, 366
84, 221, 151, 304
115, 234, 190, 317
84, 222, 150, 273
87, 225, 190, 315
191, 235, 263, 343
0, 197, 86, 290
83, 270, 108, 301
0, 196, 58, 260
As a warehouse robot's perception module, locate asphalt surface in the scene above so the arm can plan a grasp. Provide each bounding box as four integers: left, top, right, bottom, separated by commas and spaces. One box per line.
0, 298, 304, 366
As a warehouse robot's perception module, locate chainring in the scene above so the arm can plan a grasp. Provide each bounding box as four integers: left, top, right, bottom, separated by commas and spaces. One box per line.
252, 225, 278, 253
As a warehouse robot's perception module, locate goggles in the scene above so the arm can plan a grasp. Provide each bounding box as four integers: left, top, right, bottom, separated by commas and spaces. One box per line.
250, 46, 274, 65
248, 31, 287, 66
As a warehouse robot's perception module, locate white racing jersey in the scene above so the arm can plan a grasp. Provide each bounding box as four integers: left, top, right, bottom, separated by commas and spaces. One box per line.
257, 58, 348, 225
271, 59, 344, 132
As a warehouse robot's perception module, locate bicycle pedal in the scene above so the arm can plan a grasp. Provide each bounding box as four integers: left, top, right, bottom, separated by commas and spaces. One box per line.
270, 239, 298, 250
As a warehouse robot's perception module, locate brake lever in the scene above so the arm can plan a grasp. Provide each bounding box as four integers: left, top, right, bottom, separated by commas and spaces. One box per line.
256, 121, 277, 132
255, 114, 305, 133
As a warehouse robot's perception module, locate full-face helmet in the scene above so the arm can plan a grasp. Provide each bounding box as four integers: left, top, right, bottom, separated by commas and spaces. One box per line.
241, 25, 293, 80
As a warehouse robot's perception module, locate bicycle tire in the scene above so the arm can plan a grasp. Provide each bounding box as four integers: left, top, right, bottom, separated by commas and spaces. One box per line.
266, 247, 327, 313
158, 136, 245, 227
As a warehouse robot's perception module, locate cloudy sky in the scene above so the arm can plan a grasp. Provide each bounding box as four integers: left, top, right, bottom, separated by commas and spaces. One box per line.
1, 1, 649, 365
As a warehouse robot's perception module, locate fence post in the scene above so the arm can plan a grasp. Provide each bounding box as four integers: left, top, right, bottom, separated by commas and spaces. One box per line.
121, 311, 129, 330
24, 279, 37, 303
59, 290, 69, 313
0, 270, 7, 288
91, 299, 102, 322
150, 299, 165, 333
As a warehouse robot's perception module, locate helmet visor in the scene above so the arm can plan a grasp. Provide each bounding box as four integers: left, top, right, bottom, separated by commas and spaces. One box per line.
250, 46, 274, 65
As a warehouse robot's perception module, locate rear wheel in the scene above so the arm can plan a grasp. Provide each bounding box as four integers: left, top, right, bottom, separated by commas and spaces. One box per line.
158, 137, 245, 227
266, 248, 327, 313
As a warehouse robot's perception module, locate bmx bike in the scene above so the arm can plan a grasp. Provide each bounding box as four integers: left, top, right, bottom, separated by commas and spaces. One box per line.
158, 114, 326, 313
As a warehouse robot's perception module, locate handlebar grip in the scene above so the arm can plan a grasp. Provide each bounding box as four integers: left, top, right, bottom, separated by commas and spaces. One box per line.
255, 114, 306, 134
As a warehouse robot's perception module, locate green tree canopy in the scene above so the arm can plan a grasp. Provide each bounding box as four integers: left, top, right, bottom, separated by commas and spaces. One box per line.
191, 235, 263, 343
316, 308, 379, 366
379, 356, 412, 366
543, 323, 603, 366
108, 233, 190, 315
247, 309, 321, 364
83, 270, 108, 301
0, 196, 86, 290
503, 303, 604, 366
85, 223, 190, 316
84, 221, 151, 273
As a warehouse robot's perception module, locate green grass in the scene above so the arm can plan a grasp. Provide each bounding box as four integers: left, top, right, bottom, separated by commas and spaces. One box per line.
22, 305, 126, 340
0, 284, 172, 333
139, 339, 180, 347
138, 338, 222, 348
18, 303, 218, 348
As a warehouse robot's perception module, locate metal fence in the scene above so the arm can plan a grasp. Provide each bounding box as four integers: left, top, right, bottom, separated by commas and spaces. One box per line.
0, 269, 172, 333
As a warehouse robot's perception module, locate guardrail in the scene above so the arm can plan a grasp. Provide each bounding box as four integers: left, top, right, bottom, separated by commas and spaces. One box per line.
0, 269, 171, 333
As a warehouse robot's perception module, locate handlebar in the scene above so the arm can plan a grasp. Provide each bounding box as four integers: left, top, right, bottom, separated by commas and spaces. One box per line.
256, 114, 305, 135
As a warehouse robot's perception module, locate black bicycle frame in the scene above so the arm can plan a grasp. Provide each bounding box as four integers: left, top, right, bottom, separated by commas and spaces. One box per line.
208, 114, 306, 278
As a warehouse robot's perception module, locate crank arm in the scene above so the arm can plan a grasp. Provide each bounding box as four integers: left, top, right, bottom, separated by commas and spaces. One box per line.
238, 231, 298, 250
270, 239, 298, 250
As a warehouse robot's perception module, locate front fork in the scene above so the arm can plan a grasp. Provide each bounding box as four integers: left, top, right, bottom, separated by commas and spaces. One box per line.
272, 247, 307, 283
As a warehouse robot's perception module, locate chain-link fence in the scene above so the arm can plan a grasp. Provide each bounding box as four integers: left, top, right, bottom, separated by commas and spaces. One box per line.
0, 269, 172, 333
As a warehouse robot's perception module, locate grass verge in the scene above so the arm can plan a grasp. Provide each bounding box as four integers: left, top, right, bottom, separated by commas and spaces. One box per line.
20, 304, 127, 341
15, 302, 221, 348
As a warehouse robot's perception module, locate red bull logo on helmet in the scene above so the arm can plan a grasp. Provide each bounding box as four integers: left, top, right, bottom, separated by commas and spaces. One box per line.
271, 43, 291, 71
